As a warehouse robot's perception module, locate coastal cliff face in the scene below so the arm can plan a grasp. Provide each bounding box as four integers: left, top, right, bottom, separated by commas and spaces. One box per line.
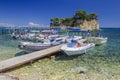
56, 19, 99, 31
74, 19, 99, 30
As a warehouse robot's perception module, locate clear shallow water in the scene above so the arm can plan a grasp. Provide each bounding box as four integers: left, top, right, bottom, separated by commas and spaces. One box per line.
0, 28, 120, 80
0, 28, 120, 62
0, 35, 22, 61
100, 28, 120, 60
0, 28, 120, 61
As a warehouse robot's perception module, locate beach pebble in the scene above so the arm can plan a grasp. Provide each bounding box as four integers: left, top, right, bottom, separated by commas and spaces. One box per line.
71, 67, 88, 74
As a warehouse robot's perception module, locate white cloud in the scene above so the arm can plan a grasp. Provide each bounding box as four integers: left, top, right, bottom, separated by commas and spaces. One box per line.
28, 22, 49, 27
0, 23, 15, 27
28, 22, 40, 27
0, 22, 49, 27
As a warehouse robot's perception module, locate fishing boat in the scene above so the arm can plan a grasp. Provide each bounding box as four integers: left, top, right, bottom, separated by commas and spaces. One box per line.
60, 40, 95, 56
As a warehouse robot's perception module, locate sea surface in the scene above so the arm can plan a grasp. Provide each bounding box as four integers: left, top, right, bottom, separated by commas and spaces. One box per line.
0, 35, 22, 61
0, 28, 120, 80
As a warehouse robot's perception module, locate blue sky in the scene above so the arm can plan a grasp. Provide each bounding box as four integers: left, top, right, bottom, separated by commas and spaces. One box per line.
0, 0, 120, 28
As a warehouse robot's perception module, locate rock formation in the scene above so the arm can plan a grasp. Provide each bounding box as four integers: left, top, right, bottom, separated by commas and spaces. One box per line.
50, 10, 99, 30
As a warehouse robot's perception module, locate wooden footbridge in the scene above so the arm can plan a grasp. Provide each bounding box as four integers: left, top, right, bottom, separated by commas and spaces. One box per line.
0, 39, 87, 72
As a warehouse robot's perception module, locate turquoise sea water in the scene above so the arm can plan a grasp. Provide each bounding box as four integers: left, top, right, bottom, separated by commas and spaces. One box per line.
99, 28, 120, 61
0, 28, 120, 79
0, 35, 22, 61
0, 28, 120, 61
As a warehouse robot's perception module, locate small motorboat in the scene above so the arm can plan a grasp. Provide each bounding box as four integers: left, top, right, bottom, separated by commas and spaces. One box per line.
66, 35, 82, 43
60, 40, 95, 56
11, 32, 20, 40
18, 37, 66, 51
18, 42, 56, 51
87, 37, 108, 45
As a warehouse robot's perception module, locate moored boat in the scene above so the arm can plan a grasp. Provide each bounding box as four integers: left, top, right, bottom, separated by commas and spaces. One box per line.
60, 40, 95, 56
87, 37, 108, 45
18, 37, 67, 51
18, 42, 56, 51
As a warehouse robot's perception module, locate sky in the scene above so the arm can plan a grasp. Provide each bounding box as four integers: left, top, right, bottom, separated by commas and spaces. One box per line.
0, 0, 120, 28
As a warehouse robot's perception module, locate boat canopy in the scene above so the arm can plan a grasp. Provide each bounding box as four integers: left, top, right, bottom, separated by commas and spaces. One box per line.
30, 30, 40, 33
41, 29, 57, 34
70, 28, 81, 32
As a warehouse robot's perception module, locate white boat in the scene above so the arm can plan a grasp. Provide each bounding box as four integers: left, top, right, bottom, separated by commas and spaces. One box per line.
87, 37, 108, 45
72, 36, 82, 40
18, 42, 56, 51
18, 37, 66, 51
61, 40, 95, 56
11, 32, 20, 39
66, 35, 82, 43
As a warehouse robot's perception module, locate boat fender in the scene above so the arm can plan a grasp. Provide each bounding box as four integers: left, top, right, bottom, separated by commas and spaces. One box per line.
77, 43, 81, 47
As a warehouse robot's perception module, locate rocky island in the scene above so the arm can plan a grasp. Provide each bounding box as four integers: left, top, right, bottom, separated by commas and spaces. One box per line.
50, 10, 99, 30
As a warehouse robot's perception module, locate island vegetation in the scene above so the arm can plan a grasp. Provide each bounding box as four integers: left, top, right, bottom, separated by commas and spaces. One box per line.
50, 10, 99, 30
